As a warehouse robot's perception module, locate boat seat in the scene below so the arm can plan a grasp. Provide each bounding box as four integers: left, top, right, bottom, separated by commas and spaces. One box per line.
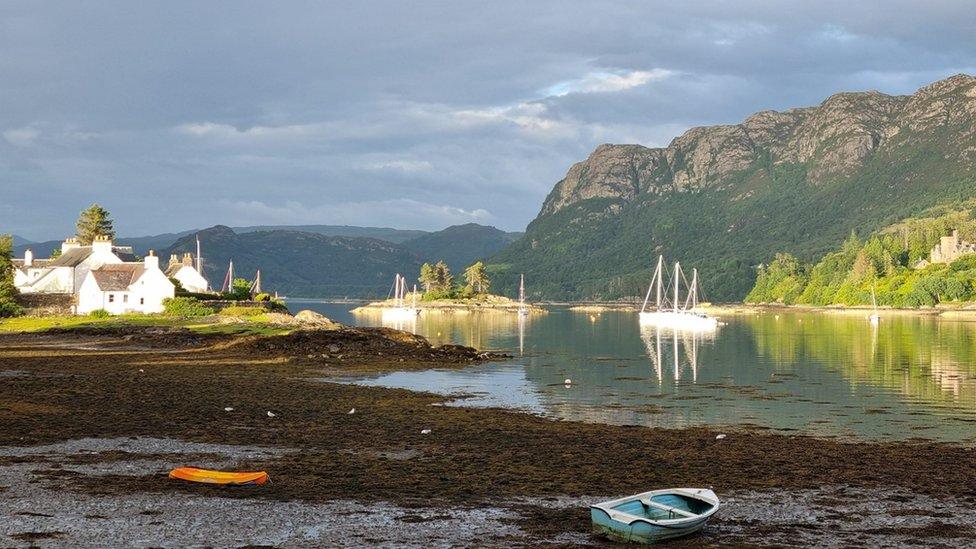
639, 498, 697, 519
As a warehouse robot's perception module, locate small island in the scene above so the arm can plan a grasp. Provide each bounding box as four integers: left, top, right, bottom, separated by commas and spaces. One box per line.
352, 260, 546, 314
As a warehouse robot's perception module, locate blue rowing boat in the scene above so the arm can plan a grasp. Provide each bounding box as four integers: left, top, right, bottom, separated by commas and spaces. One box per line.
590, 488, 720, 544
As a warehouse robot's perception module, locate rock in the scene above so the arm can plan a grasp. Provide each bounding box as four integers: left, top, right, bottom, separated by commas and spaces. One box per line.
421, 429, 432, 435
295, 310, 341, 329
267, 411, 276, 418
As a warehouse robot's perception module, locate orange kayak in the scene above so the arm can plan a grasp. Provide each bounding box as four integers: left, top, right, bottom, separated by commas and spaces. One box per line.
168, 467, 269, 486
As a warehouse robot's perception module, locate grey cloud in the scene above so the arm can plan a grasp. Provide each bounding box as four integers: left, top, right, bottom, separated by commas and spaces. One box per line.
1, 1, 975, 239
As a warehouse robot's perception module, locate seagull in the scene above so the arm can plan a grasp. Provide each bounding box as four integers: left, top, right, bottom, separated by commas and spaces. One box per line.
347, 408, 356, 415
716, 434, 727, 440
224, 407, 234, 412
138, 369, 144, 373
421, 429, 432, 435
564, 378, 572, 385
267, 411, 276, 418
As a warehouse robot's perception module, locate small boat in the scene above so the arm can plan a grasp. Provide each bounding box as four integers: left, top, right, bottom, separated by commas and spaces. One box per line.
590, 488, 720, 544
168, 467, 269, 486
382, 274, 420, 321
868, 285, 880, 324
518, 274, 529, 316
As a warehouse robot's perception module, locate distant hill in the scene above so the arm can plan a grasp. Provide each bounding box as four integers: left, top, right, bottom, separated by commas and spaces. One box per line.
10, 235, 32, 247
403, 223, 521, 273
490, 74, 976, 302
163, 226, 424, 298
233, 225, 428, 244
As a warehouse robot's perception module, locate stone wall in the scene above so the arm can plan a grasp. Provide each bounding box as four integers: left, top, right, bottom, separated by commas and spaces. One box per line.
15, 293, 75, 315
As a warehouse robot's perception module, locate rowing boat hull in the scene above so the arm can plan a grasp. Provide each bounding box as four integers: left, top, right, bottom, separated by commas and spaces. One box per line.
168, 467, 269, 486
590, 488, 719, 544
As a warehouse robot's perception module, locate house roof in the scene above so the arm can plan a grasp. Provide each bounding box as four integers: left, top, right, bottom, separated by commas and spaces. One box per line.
10, 258, 52, 273
90, 264, 146, 291
164, 264, 188, 277
48, 248, 94, 267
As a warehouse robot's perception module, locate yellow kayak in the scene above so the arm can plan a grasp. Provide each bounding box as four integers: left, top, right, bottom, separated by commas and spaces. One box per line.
168, 467, 269, 486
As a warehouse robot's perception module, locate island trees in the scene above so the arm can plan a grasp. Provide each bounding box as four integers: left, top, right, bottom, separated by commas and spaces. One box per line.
76, 204, 116, 245
464, 261, 490, 294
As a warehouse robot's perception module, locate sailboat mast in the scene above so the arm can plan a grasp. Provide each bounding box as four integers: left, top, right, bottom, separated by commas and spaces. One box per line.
656, 255, 663, 310
673, 262, 681, 313
691, 268, 699, 310
412, 284, 417, 309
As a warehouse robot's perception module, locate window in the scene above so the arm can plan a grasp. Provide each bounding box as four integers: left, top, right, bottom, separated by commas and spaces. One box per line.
123, 294, 128, 303
108, 294, 114, 303
140, 298, 144, 305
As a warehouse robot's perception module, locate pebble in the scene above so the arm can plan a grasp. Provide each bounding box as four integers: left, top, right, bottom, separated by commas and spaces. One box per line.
421, 429, 432, 435
716, 434, 727, 440
347, 408, 356, 415
224, 407, 234, 412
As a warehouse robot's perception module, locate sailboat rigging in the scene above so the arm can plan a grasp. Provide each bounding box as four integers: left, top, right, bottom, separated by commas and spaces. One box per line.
639, 256, 718, 331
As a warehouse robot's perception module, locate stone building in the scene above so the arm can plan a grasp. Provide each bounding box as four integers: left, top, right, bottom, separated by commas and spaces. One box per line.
915, 230, 976, 268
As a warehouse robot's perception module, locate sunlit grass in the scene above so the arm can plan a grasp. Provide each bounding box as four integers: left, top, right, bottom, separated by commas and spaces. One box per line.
0, 313, 292, 336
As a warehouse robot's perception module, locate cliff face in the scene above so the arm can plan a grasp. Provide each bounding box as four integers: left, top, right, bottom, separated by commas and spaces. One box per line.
541, 74, 976, 217
495, 74, 976, 301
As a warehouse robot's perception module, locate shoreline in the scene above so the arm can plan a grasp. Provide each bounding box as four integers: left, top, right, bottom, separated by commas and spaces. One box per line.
351, 296, 547, 315
2, 327, 976, 545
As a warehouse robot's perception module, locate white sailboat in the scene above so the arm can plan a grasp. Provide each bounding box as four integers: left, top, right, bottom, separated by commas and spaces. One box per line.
382, 274, 421, 321
518, 274, 529, 316
869, 285, 880, 324
639, 256, 718, 332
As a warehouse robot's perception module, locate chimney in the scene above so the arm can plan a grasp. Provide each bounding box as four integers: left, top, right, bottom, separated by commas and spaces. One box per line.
183, 252, 193, 267
24, 249, 33, 267
61, 237, 80, 254
169, 254, 180, 269
92, 235, 113, 255
144, 250, 160, 271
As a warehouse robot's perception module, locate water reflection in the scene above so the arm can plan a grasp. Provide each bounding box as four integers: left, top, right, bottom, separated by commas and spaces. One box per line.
304, 301, 976, 442
640, 326, 702, 383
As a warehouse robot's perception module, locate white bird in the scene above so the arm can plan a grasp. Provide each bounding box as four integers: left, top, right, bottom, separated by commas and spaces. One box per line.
138, 369, 144, 373
347, 408, 356, 415
564, 378, 572, 385
421, 429, 432, 435
224, 407, 234, 412
716, 434, 727, 440
267, 411, 276, 418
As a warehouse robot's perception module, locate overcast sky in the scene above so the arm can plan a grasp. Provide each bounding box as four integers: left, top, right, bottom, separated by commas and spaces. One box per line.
2, 1, 975, 240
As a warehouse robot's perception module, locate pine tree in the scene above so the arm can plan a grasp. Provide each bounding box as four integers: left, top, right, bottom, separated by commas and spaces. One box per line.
433, 261, 452, 291
418, 263, 436, 293
75, 204, 115, 245
464, 261, 490, 294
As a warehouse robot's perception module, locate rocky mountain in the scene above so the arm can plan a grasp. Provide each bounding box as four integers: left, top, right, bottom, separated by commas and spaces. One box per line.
491, 74, 976, 301
403, 223, 521, 273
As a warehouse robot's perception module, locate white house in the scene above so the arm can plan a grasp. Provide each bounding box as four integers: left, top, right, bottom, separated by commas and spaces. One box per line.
15, 236, 137, 295
165, 252, 209, 293
77, 252, 175, 314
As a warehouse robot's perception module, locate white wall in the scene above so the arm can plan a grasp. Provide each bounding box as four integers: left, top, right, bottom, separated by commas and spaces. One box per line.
131, 268, 175, 314
172, 266, 209, 293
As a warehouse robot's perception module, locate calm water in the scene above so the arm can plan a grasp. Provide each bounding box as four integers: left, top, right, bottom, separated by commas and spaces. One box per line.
288, 300, 976, 443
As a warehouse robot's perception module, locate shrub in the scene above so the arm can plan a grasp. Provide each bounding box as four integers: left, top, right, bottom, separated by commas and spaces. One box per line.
163, 297, 215, 317
254, 293, 271, 302
219, 306, 265, 317
89, 309, 111, 319
0, 301, 23, 318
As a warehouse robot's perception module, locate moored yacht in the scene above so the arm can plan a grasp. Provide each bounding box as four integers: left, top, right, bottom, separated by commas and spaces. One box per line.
639, 256, 718, 332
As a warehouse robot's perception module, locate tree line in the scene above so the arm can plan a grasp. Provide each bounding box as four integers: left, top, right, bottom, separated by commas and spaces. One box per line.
416, 260, 491, 300
747, 205, 976, 308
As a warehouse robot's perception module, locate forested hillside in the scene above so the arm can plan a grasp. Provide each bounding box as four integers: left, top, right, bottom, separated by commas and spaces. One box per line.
747, 203, 976, 307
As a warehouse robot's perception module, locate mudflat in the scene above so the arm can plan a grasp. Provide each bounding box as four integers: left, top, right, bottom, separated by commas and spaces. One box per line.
1, 327, 975, 547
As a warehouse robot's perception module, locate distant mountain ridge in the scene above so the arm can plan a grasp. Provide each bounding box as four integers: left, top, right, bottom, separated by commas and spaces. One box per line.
489, 74, 976, 301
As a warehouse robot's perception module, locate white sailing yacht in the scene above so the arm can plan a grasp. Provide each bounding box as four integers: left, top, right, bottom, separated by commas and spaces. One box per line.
382, 273, 421, 321
518, 274, 529, 316
639, 256, 718, 331
868, 285, 880, 324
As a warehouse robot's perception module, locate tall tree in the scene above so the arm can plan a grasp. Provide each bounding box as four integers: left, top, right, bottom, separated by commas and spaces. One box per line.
418, 263, 436, 293
0, 235, 22, 317
433, 261, 453, 291
76, 203, 115, 245
464, 261, 490, 294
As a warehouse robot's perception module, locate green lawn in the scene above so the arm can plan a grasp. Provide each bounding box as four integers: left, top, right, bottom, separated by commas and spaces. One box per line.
0, 313, 293, 337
